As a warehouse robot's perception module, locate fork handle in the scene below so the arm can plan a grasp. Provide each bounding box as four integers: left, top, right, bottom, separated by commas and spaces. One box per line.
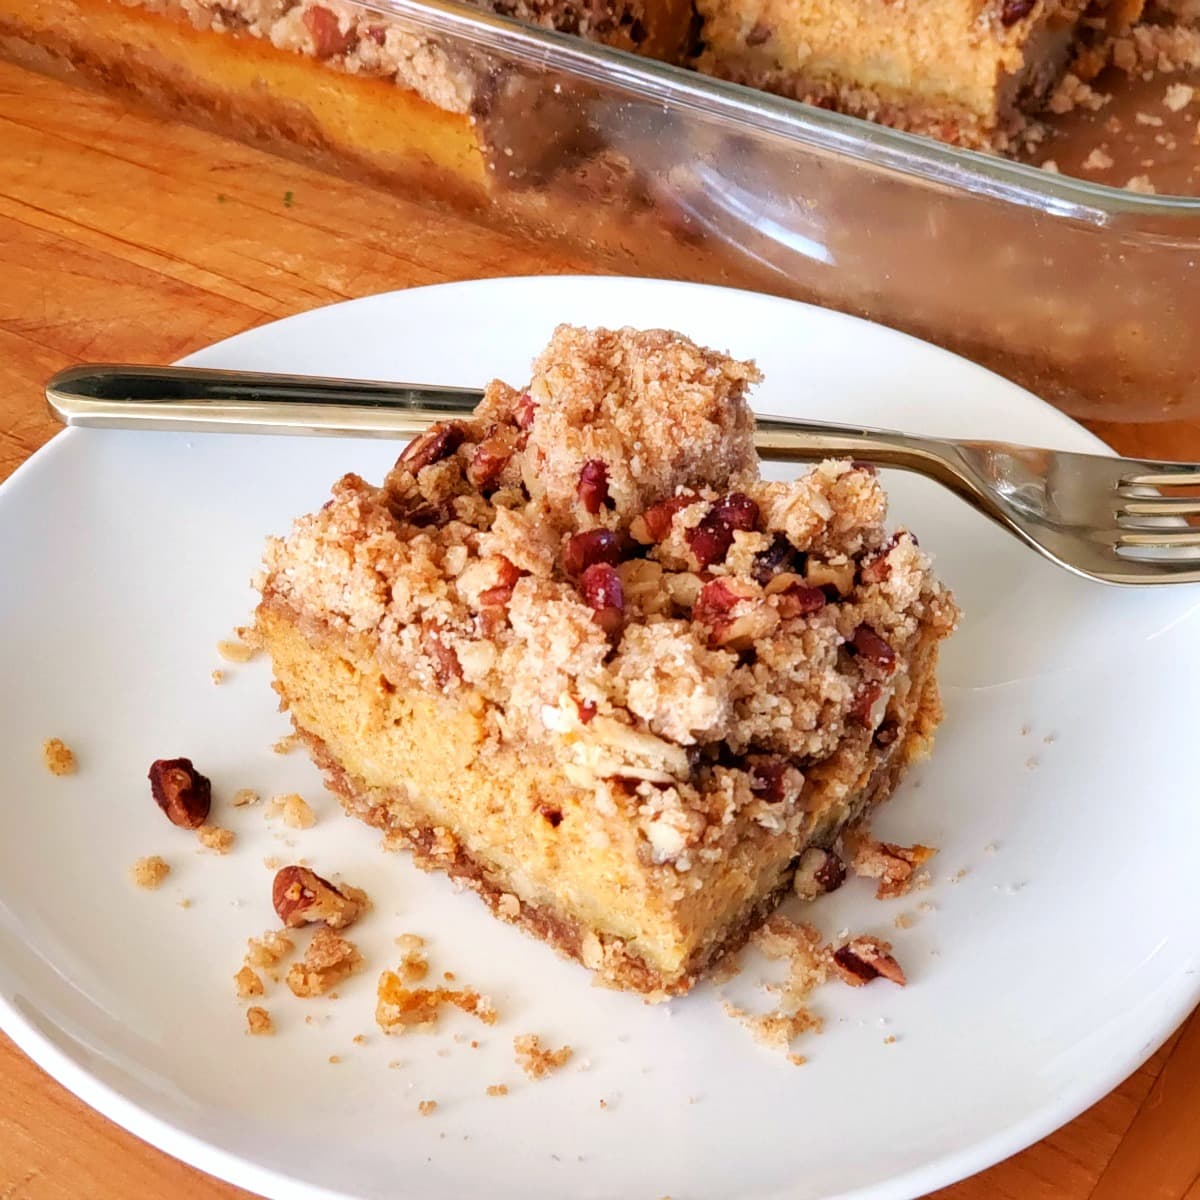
46, 363, 959, 477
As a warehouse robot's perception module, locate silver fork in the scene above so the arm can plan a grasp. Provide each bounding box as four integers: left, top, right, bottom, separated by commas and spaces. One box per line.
46, 363, 1200, 586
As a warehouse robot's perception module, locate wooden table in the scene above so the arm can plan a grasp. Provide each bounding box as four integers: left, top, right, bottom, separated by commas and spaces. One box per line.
2, 55, 1199, 1200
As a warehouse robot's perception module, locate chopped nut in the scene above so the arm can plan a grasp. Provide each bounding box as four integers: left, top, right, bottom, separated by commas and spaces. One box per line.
832, 936, 906, 987
397, 423, 465, 473
148, 758, 211, 830
286, 928, 363, 997
129, 856, 170, 889
513, 1034, 572, 1079
792, 847, 846, 900
848, 833, 937, 899
267, 793, 316, 829
42, 738, 76, 776
246, 1006, 274, 1035
234, 965, 265, 999
197, 824, 235, 854
273, 865, 367, 930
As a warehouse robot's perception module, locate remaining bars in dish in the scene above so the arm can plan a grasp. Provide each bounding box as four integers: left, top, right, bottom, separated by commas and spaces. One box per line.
255, 326, 958, 997
693, 0, 1146, 150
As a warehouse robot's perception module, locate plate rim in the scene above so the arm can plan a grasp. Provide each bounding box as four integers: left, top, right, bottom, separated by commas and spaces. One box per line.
2, 274, 1194, 1200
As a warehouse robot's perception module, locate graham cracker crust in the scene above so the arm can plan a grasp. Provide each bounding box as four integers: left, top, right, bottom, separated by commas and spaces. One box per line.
295, 716, 919, 998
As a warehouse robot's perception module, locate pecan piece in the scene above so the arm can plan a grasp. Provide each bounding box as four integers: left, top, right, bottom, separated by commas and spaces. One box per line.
148, 757, 211, 829
773, 582, 827, 619
833, 936, 906, 987
849, 625, 896, 670
397, 422, 465, 473
848, 680, 884, 726
303, 4, 357, 57
1000, 0, 1036, 23
273, 866, 366, 930
562, 529, 629, 576
632, 493, 694, 543
793, 847, 846, 901
422, 624, 462, 686
577, 459, 611, 514
711, 491, 759, 532
687, 512, 735, 567
467, 427, 519, 491
751, 534, 799, 585
580, 563, 624, 636
692, 577, 742, 625
514, 392, 537, 430
849, 835, 936, 899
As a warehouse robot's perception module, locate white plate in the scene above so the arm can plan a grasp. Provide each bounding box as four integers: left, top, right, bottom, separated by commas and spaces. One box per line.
2, 276, 1199, 1200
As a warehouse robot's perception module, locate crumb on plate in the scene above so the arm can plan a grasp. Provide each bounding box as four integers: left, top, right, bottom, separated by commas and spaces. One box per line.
246, 1006, 274, 1035
129, 855, 170, 889
513, 1034, 573, 1079
43, 738, 76, 776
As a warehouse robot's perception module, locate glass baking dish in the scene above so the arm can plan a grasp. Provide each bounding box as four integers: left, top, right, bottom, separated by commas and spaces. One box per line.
5, 0, 1199, 423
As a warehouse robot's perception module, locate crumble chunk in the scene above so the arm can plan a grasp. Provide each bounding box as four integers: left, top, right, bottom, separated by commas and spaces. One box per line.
845, 830, 937, 899
486, 1084, 509, 1097
286, 928, 363, 997
129, 855, 170, 889
42, 738, 76, 776
245, 930, 295, 977
513, 1033, 573, 1079
418, 1100, 437, 1116
197, 824, 236, 854
246, 1006, 274, 1035
268, 793, 316, 829
232, 789, 261, 807
234, 965, 265, 998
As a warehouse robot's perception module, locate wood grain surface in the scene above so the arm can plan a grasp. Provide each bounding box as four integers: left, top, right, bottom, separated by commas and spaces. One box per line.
1, 55, 1197, 1200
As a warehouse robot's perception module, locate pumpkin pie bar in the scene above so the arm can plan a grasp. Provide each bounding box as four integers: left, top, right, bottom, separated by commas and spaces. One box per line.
255, 326, 958, 997
693, 0, 1145, 150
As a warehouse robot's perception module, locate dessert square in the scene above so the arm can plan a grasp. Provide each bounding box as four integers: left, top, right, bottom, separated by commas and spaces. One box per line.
256, 326, 958, 997
693, 0, 1144, 150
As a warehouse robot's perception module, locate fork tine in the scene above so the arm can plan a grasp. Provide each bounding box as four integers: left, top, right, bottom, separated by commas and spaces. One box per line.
1117, 529, 1200, 548
1119, 466, 1200, 488
1118, 498, 1200, 517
